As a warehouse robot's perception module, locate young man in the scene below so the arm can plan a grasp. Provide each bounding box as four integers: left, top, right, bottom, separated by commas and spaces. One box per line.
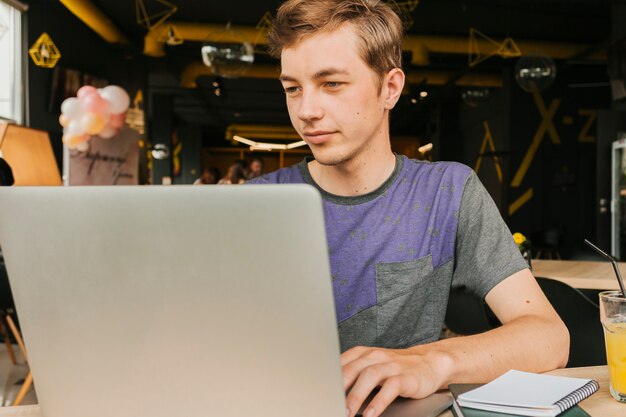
251, 1, 569, 416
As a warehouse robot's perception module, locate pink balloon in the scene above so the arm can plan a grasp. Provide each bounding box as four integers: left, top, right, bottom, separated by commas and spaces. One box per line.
59, 114, 69, 127
109, 113, 126, 128
65, 120, 85, 136
77, 85, 98, 99
82, 93, 109, 114
99, 85, 130, 114
98, 124, 117, 139
80, 113, 106, 135
60, 97, 81, 119
62, 133, 89, 148
75, 141, 90, 152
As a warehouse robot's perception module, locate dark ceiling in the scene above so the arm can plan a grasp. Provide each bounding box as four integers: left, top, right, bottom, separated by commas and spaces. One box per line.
96, 0, 612, 43
84, 0, 614, 143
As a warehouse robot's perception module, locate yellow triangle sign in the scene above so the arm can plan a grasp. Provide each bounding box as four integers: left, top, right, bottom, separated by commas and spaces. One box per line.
498, 37, 522, 58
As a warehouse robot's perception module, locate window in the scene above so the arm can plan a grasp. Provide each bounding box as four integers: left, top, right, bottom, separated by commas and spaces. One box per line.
0, 1, 23, 124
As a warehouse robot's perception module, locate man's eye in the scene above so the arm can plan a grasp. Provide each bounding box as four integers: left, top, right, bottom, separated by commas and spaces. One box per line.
325, 82, 341, 88
284, 86, 299, 94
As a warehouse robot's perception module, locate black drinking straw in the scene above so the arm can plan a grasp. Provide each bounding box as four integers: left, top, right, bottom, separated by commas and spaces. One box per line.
584, 239, 626, 298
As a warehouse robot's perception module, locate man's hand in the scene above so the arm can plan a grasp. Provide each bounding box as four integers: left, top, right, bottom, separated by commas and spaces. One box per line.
341, 345, 451, 417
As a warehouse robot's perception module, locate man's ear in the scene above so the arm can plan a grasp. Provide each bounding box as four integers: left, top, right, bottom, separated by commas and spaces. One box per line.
382, 68, 405, 110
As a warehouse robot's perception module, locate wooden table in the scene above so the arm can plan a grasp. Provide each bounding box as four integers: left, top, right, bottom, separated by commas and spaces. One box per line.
0, 367, 621, 416
440, 366, 624, 416
531, 260, 622, 290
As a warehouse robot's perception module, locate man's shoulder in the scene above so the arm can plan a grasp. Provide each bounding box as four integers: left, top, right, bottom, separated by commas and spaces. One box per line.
247, 163, 305, 185
401, 157, 473, 184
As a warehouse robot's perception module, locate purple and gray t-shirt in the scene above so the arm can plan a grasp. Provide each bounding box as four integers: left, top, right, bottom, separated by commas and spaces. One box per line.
250, 155, 527, 351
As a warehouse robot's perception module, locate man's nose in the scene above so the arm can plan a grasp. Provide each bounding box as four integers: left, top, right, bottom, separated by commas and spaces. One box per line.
297, 90, 323, 121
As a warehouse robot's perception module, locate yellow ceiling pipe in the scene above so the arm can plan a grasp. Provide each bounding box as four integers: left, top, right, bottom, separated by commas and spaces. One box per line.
145, 22, 264, 57
181, 62, 280, 87
404, 35, 606, 65
146, 21, 605, 64
59, 0, 128, 44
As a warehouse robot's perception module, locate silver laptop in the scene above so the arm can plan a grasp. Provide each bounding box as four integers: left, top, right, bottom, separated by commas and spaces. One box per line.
0, 185, 451, 417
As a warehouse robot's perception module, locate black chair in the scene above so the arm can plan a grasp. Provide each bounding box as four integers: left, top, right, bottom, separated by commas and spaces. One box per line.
444, 287, 497, 335
533, 228, 563, 260
535, 277, 606, 367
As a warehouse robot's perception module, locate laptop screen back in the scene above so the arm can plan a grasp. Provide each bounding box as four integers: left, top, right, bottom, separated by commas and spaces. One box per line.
0, 185, 346, 417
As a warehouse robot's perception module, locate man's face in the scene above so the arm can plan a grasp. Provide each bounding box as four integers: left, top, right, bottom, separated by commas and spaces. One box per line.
280, 25, 389, 167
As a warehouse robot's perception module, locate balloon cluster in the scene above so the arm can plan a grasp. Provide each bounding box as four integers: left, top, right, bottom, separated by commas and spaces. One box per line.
59, 85, 130, 151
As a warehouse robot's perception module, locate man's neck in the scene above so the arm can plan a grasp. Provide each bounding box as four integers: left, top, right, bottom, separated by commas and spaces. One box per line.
308, 149, 397, 197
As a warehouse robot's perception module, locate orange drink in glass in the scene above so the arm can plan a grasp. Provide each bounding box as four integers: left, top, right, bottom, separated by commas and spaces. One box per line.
600, 290, 626, 402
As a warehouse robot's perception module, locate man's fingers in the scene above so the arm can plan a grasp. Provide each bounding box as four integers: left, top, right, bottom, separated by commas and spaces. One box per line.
361, 376, 405, 417
345, 363, 400, 417
340, 345, 368, 366
342, 349, 391, 391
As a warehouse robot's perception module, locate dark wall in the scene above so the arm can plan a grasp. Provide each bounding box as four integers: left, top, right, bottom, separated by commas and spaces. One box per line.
506, 68, 609, 257
25, 0, 147, 171
457, 70, 512, 216
439, 62, 610, 258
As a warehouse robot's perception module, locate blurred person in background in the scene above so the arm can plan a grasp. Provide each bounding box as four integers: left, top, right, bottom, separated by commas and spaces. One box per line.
248, 156, 265, 179
193, 167, 221, 185
218, 163, 247, 185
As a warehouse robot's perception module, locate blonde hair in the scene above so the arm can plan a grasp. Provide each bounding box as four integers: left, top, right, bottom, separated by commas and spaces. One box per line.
267, 0, 404, 87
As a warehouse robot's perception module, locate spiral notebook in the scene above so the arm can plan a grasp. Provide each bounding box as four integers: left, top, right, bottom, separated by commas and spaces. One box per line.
454, 370, 599, 417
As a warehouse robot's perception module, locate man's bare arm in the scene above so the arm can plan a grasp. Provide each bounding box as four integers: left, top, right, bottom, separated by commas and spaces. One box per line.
343, 268, 569, 417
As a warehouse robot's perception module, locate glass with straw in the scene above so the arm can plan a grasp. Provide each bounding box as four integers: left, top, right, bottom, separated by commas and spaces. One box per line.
584, 239, 626, 402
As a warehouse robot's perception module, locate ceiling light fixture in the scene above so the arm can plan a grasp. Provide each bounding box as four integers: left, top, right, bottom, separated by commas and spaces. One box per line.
418, 143, 433, 154
201, 22, 254, 78
461, 87, 491, 107
233, 135, 307, 151
515, 54, 557, 93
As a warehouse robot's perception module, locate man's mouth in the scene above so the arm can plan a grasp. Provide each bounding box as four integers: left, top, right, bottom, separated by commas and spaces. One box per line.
303, 131, 336, 145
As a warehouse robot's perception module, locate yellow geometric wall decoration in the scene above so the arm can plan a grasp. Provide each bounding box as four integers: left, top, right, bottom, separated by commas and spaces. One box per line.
510, 84, 561, 188
28, 33, 61, 68
394, 0, 420, 30
498, 37, 521, 58
397, 0, 420, 7
474, 120, 503, 184
254, 11, 273, 48
135, 0, 177, 30
469, 28, 499, 67
256, 11, 272, 31
469, 28, 521, 67
577, 109, 597, 143
509, 188, 533, 217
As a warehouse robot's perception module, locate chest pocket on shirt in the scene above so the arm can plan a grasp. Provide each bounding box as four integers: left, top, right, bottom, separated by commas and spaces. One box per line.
375, 255, 435, 348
